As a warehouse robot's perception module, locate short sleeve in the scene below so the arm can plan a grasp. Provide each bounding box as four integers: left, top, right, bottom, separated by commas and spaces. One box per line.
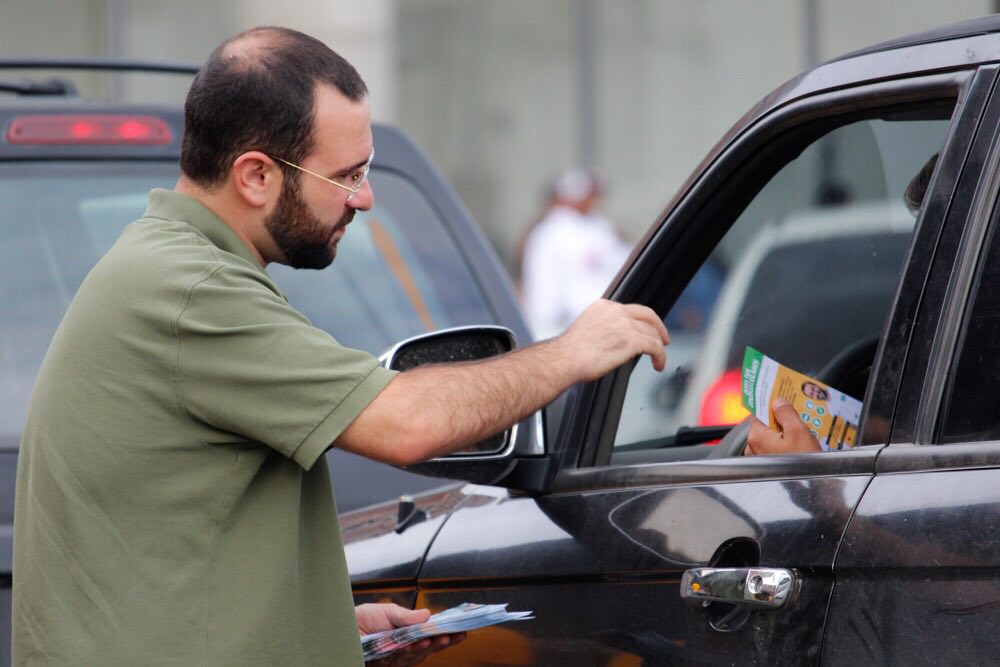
175, 263, 397, 470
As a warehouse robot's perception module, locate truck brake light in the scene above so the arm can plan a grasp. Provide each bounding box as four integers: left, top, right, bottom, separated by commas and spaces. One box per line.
7, 114, 172, 145
698, 368, 751, 427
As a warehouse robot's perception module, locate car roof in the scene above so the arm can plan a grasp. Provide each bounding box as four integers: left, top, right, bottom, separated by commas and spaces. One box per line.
750, 16, 1000, 129
835, 14, 1000, 62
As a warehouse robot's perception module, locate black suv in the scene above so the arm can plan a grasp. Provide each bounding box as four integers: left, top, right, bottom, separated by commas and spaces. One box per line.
0, 60, 532, 666
344, 16, 1000, 665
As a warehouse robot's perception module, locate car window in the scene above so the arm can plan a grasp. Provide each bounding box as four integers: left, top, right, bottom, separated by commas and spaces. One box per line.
939, 203, 1000, 443
0, 163, 494, 444
0, 162, 175, 445
614, 110, 953, 451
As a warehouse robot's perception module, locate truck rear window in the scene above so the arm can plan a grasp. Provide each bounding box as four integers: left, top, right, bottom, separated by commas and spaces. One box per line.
0, 162, 493, 443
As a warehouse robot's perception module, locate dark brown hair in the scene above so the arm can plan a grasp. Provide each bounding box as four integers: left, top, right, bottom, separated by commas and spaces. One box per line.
180, 26, 367, 188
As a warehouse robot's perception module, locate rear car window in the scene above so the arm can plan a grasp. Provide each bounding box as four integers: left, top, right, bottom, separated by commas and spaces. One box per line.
0, 162, 494, 445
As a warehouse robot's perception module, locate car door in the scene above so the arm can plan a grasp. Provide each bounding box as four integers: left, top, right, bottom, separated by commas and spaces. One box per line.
411, 69, 989, 666
822, 65, 1000, 665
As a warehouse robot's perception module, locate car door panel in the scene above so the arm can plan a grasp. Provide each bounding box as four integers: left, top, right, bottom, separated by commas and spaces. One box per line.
823, 451, 1000, 664
345, 485, 470, 608
418, 473, 872, 665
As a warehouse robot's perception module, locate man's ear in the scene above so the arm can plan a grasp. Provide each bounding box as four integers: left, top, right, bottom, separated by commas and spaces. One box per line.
232, 151, 279, 208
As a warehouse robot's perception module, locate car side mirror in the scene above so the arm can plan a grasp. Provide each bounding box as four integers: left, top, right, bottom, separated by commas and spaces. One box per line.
380, 325, 517, 458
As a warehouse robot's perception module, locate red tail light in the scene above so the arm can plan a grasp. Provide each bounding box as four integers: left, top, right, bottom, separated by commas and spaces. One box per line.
7, 114, 172, 145
699, 368, 750, 426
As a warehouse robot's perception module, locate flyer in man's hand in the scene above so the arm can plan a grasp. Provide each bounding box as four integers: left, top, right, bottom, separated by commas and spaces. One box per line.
361, 603, 533, 662
741, 346, 862, 451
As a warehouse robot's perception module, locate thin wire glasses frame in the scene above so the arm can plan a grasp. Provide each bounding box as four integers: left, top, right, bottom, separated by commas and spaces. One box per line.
272, 147, 374, 198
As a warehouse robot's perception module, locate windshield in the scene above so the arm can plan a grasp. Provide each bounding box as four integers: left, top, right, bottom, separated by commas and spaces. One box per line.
0, 162, 494, 444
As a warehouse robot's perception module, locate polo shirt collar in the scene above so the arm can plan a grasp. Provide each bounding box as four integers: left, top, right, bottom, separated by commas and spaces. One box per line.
143, 189, 265, 273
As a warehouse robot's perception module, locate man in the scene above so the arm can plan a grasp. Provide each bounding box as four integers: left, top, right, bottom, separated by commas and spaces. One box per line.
520, 168, 632, 339
12, 27, 669, 666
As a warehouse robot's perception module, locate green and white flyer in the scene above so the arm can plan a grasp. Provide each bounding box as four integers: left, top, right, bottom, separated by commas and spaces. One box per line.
741, 346, 862, 450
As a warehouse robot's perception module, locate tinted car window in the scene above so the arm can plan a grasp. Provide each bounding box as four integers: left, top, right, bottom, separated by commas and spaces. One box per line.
0, 162, 174, 444
615, 113, 952, 448
0, 164, 494, 448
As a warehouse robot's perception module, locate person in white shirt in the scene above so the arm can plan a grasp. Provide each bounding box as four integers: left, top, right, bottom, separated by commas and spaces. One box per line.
520, 169, 632, 339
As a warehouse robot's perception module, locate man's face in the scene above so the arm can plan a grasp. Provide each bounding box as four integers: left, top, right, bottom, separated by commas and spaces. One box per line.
266, 85, 374, 269
803, 382, 828, 400
264, 173, 353, 269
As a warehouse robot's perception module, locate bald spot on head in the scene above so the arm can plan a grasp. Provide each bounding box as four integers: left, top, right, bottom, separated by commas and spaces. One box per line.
219, 27, 294, 71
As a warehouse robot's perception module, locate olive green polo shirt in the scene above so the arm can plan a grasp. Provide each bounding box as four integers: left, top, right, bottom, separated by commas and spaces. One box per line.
13, 189, 396, 666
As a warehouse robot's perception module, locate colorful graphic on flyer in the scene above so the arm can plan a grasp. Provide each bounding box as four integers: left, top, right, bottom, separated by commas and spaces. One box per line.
741, 346, 862, 450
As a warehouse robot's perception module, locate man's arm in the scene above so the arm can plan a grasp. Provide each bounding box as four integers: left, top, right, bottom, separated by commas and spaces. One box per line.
336, 299, 669, 465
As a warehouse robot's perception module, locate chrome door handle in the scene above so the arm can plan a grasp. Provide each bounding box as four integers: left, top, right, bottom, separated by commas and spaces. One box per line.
680, 567, 798, 609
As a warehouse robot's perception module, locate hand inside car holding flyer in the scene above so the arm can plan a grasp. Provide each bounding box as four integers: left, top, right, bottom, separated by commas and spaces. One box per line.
741, 346, 863, 451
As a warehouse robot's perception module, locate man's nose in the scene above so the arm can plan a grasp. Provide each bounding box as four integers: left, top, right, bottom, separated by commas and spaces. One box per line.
348, 179, 374, 211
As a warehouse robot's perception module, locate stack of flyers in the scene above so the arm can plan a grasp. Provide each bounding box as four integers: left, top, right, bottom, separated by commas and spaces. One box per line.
361, 603, 534, 662
741, 346, 863, 451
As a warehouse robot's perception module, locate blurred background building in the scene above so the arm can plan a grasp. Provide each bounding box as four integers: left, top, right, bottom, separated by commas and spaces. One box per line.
2, 0, 995, 272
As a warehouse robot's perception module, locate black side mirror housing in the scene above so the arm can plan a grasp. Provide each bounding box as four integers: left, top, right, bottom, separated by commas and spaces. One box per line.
378, 326, 552, 491
380, 325, 517, 458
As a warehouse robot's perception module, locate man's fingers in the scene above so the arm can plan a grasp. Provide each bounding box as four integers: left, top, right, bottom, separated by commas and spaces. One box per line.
771, 398, 807, 435
625, 316, 668, 371
564, 300, 670, 379
622, 303, 670, 344
630, 321, 666, 370
769, 398, 823, 453
745, 418, 775, 456
385, 605, 430, 628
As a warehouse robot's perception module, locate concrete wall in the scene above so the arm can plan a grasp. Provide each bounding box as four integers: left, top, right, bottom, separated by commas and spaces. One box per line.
2, 1, 995, 270
0, 0, 396, 121
396, 1, 995, 270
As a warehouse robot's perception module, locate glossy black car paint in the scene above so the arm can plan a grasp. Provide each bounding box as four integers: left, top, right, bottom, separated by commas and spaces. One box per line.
825, 445, 1000, 664
345, 17, 1000, 666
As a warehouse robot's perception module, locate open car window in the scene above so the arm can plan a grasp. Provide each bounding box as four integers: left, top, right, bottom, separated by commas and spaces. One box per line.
613, 108, 954, 456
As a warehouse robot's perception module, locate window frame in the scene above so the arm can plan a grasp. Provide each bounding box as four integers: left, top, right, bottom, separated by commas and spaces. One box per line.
550, 69, 987, 493
904, 63, 1000, 452
934, 155, 1000, 445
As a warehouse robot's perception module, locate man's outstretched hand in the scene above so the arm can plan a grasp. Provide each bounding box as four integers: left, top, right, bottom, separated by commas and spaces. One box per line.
558, 299, 670, 382
356, 603, 465, 667
745, 397, 822, 456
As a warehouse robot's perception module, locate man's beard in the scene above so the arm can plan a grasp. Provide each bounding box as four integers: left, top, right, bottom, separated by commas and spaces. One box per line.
265, 177, 353, 269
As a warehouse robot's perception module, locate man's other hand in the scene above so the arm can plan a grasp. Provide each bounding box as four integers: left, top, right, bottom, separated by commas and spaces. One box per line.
558, 299, 670, 382
356, 603, 466, 667
745, 398, 822, 456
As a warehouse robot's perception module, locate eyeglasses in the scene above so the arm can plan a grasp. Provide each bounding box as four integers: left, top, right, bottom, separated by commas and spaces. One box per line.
272, 147, 374, 199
